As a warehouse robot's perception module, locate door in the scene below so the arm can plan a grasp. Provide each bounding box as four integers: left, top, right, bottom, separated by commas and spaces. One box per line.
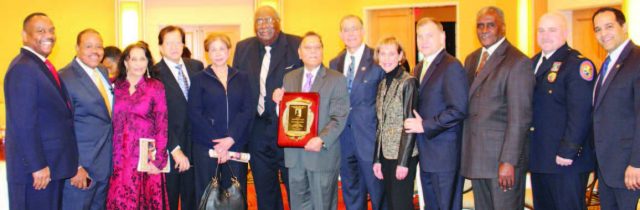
368, 8, 416, 71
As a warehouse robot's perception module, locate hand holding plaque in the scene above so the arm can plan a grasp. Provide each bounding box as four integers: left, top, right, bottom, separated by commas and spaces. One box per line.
277, 92, 319, 148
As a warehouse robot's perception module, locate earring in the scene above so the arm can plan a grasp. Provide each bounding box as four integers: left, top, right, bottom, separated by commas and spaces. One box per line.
146, 68, 150, 78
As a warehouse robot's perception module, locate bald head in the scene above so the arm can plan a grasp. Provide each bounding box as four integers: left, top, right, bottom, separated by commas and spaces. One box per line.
254, 6, 281, 45
537, 12, 568, 54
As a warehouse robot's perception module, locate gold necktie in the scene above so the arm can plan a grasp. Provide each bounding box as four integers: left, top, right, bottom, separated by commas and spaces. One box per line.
419, 61, 429, 83
92, 69, 111, 115
476, 51, 489, 75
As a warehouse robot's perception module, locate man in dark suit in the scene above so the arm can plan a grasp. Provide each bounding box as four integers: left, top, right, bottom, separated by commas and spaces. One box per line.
153, 25, 203, 210
328, 15, 385, 210
592, 7, 640, 209
232, 5, 302, 210
460, 7, 534, 210
59, 29, 114, 210
528, 13, 596, 210
4, 12, 78, 210
274, 31, 350, 210
404, 17, 468, 210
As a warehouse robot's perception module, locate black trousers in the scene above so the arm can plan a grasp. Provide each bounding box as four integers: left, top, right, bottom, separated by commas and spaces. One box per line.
531, 172, 590, 210
166, 156, 196, 210
380, 155, 418, 210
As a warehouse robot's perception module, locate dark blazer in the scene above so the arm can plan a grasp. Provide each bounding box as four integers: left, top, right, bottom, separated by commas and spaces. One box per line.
282, 66, 350, 171
153, 58, 204, 157
232, 32, 302, 137
593, 41, 640, 188
58, 59, 113, 181
461, 40, 535, 179
373, 67, 418, 167
529, 44, 595, 174
329, 46, 384, 162
413, 50, 468, 173
4, 48, 78, 184
188, 66, 252, 151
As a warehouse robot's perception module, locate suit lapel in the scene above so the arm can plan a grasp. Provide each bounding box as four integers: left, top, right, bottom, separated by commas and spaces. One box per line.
469, 41, 508, 98
267, 34, 287, 78
595, 41, 636, 109
420, 50, 445, 91
535, 44, 570, 78
71, 60, 110, 117
160, 59, 188, 102
335, 50, 346, 73
310, 66, 326, 93
22, 49, 70, 107
351, 47, 374, 94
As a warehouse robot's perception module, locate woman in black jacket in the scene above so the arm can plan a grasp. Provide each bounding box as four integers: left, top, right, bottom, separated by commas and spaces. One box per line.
188, 33, 252, 206
372, 36, 419, 210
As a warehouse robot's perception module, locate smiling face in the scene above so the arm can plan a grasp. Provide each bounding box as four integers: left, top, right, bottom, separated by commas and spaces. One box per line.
537, 14, 567, 54
298, 35, 323, 69
339, 17, 365, 51
416, 21, 445, 57
254, 6, 281, 45
22, 15, 56, 57
207, 39, 230, 67
476, 12, 505, 48
377, 44, 403, 72
594, 11, 628, 53
76, 32, 104, 69
124, 47, 149, 78
160, 30, 184, 63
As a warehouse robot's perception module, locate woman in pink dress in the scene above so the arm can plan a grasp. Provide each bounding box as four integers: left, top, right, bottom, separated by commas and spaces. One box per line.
107, 42, 169, 210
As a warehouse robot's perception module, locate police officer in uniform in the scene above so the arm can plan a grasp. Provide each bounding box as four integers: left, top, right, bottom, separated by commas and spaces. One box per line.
529, 13, 596, 210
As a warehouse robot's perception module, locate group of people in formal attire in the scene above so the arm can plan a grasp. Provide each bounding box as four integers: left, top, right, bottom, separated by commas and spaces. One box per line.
3, 4, 640, 210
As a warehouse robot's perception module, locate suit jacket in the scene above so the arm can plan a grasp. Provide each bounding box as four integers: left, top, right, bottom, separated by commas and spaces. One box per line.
4, 48, 78, 184
283, 66, 350, 171
58, 59, 113, 181
233, 32, 302, 138
593, 41, 640, 188
460, 40, 534, 179
529, 44, 595, 174
153, 58, 203, 163
329, 46, 384, 162
413, 50, 469, 173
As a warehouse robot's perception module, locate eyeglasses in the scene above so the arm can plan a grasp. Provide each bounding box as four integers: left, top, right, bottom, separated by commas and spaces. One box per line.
256, 17, 276, 25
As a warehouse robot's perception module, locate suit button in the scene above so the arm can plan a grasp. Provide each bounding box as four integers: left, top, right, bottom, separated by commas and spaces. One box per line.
529, 127, 535, 131
548, 89, 553, 94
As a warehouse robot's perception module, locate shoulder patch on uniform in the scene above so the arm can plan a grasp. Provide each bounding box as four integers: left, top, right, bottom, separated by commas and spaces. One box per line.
580, 60, 594, 81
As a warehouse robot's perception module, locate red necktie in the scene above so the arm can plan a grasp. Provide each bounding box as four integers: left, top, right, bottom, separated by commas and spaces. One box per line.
44, 59, 61, 88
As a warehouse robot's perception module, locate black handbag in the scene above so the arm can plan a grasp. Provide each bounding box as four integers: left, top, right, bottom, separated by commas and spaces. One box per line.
198, 163, 246, 210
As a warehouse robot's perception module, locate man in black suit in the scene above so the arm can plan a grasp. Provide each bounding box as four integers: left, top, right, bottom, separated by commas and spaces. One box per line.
592, 7, 640, 210
405, 17, 468, 210
232, 5, 302, 210
152, 25, 204, 210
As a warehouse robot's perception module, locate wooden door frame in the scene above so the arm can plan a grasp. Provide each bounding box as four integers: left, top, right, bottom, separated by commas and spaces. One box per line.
363, 2, 459, 64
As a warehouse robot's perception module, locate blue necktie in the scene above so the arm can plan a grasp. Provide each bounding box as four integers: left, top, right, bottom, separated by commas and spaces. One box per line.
176, 64, 189, 99
595, 56, 611, 101
347, 55, 355, 92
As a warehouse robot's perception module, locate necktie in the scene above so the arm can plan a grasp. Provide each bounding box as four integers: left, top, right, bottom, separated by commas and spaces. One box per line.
175, 64, 189, 99
303, 72, 313, 92
346, 55, 355, 92
419, 61, 430, 84
92, 69, 111, 115
44, 59, 61, 88
595, 56, 611, 101
535, 56, 547, 74
258, 46, 272, 115
475, 51, 489, 75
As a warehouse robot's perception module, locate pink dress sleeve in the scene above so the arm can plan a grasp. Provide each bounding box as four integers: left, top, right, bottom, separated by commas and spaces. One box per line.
150, 80, 169, 169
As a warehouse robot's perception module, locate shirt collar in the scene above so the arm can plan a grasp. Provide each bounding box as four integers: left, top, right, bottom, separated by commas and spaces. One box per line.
424, 48, 444, 64
608, 39, 631, 63
346, 43, 365, 58
163, 57, 184, 70
482, 37, 506, 56
75, 57, 98, 72
303, 65, 321, 78
542, 49, 556, 60
22, 46, 46, 62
